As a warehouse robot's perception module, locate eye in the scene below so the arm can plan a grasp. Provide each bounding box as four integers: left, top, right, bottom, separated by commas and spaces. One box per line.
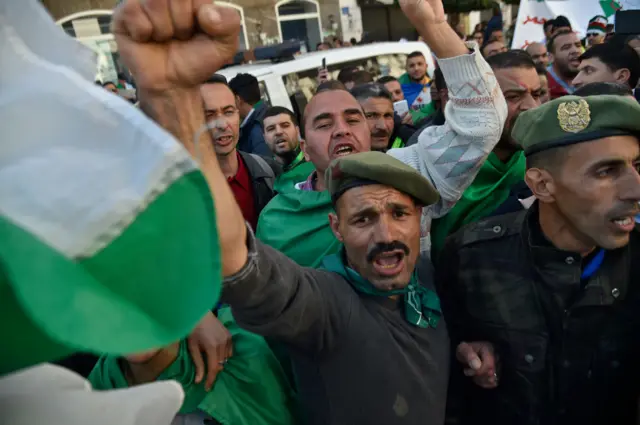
505, 94, 521, 102
347, 118, 361, 125
353, 216, 370, 225
316, 123, 331, 130
633, 161, 640, 173
595, 166, 615, 178
392, 210, 408, 219
224, 110, 235, 116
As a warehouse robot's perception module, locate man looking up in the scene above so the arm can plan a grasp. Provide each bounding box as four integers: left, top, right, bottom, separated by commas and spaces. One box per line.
572, 43, 640, 90
228, 73, 271, 156
399, 51, 435, 122
431, 51, 542, 255
351, 83, 412, 151
546, 29, 582, 99
439, 94, 640, 425
201, 75, 280, 231
526, 42, 550, 67
257, 0, 507, 265
262, 105, 315, 189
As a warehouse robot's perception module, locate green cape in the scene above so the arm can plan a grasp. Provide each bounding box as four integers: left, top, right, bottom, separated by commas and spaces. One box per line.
430, 151, 525, 255
88, 306, 295, 425
257, 184, 339, 268
274, 161, 315, 194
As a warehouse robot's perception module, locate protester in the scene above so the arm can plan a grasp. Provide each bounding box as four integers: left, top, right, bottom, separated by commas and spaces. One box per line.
551, 15, 572, 36
413, 67, 447, 130
439, 94, 640, 425
378, 75, 405, 102
585, 15, 608, 48
542, 18, 555, 43
525, 42, 550, 67
535, 62, 551, 104
399, 51, 435, 122
351, 83, 413, 151
572, 43, 640, 90
201, 75, 280, 231
546, 29, 582, 99
256, 1, 507, 266
481, 39, 507, 58
430, 51, 541, 256
472, 30, 484, 47
89, 306, 296, 425
228, 73, 271, 156
316, 42, 330, 51
262, 105, 315, 189
337, 67, 373, 90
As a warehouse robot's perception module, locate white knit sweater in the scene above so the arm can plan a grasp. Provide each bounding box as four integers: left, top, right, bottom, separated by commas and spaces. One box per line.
388, 48, 508, 254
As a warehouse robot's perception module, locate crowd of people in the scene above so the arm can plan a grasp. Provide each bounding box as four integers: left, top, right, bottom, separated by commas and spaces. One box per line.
7, 0, 640, 424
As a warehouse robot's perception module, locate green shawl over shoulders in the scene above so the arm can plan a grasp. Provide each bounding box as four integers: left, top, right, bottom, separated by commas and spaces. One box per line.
88, 306, 295, 425
274, 161, 315, 194
257, 185, 339, 268
431, 151, 526, 255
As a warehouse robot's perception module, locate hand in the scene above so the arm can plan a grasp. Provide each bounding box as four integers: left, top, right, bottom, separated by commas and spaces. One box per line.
399, 0, 446, 28
401, 111, 413, 125
187, 311, 233, 391
317, 68, 330, 84
112, 0, 241, 94
456, 341, 498, 389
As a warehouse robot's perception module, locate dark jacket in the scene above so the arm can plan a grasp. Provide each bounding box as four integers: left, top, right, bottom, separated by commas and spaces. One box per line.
405, 109, 446, 147
438, 205, 640, 425
238, 151, 281, 222
388, 113, 418, 149
238, 102, 271, 157
222, 230, 450, 425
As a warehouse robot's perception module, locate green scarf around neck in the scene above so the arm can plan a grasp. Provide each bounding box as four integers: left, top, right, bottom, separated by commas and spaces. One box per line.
321, 250, 441, 329
431, 151, 526, 256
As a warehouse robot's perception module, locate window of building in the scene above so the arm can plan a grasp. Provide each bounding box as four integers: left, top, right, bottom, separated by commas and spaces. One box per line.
276, 0, 322, 52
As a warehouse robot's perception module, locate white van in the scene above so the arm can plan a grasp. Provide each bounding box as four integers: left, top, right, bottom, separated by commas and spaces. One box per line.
217, 41, 434, 125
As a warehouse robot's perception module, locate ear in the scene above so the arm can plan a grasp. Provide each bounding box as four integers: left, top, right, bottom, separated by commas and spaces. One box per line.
328, 212, 344, 242
300, 139, 311, 161
525, 167, 556, 204
614, 68, 631, 85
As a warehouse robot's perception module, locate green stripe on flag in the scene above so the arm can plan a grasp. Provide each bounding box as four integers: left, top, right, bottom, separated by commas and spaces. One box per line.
0, 171, 221, 375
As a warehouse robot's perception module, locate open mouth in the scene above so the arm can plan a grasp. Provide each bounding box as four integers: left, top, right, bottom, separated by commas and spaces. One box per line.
332, 144, 356, 157
611, 216, 636, 233
215, 135, 234, 145
372, 250, 406, 277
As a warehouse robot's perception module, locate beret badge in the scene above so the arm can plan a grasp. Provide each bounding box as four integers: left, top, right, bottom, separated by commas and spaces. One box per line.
557, 98, 591, 133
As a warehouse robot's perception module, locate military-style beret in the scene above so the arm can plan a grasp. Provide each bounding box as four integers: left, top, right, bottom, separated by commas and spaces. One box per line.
325, 151, 440, 206
512, 95, 640, 156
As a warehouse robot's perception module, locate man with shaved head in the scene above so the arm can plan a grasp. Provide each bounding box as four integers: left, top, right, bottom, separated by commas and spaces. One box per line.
256, 0, 507, 266
526, 42, 550, 67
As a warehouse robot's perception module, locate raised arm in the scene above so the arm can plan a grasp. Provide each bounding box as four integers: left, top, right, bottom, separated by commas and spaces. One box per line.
389, 0, 508, 218
114, 0, 348, 353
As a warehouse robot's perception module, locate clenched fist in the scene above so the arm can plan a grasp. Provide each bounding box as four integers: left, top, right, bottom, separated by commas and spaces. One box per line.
112, 0, 241, 93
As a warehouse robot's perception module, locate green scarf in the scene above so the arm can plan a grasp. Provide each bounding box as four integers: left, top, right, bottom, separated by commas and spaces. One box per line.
321, 251, 441, 329
89, 306, 296, 425
275, 156, 315, 194
257, 182, 339, 268
431, 151, 525, 256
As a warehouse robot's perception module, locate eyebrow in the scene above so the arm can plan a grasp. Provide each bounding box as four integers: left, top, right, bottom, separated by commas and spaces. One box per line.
205, 104, 235, 113
588, 158, 633, 172
350, 201, 410, 217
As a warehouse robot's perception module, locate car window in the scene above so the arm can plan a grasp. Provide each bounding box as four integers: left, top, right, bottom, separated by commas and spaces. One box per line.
282, 53, 409, 101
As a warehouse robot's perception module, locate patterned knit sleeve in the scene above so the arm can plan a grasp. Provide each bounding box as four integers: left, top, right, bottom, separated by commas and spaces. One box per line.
388, 47, 507, 220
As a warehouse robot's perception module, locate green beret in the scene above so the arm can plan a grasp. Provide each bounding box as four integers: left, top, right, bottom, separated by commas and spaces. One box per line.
325, 151, 440, 206
512, 95, 640, 156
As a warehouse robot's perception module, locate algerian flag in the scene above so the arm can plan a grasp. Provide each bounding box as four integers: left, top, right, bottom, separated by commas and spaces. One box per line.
0, 1, 221, 375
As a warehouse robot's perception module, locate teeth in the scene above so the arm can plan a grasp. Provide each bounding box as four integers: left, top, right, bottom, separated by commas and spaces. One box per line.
614, 218, 632, 226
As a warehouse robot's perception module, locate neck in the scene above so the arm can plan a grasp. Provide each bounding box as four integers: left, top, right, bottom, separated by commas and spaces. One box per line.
124, 343, 180, 385
493, 146, 516, 163
315, 170, 326, 192
218, 150, 239, 179
538, 203, 596, 256
279, 148, 299, 167
411, 75, 427, 84
553, 63, 576, 85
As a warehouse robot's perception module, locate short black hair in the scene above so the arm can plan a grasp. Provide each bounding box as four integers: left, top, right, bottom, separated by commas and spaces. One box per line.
337, 66, 359, 84
543, 19, 555, 32
350, 83, 393, 103
547, 29, 575, 53
407, 51, 425, 60
102, 81, 117, 88
579, 43, 640, 88
350, 37, 357, 45
317, 80, 348, 93
480, 39, 504, 57
377, 75, 398, 84
434, 67, 446, 91
552, 15, 571, 31
228, 73, 261, 105
316, 42, 330, 50
351, 70, 374, 85
487, 50, 537, 70
574, 81, 633, 97
526, 146, 569, 172
262, 106, 298, 128
204, 74, 229, 86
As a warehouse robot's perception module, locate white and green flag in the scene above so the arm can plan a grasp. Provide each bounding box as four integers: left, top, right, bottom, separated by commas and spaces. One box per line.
0, 1, 222, 375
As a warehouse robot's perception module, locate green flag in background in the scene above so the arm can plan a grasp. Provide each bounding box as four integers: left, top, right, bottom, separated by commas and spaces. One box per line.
1, 4, 222, 375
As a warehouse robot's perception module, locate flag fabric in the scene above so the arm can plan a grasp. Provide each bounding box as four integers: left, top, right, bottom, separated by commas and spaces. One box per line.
0, 0, 222, 375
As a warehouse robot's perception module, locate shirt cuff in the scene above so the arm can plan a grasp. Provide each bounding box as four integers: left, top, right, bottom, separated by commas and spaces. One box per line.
222, 222, 259, 289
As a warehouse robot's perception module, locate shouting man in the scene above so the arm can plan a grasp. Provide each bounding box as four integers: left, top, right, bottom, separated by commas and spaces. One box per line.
546, 29, 582, 99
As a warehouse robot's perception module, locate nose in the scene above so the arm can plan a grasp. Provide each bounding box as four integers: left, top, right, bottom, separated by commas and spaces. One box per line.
332, 116, 353, 139
620, 167, 640, 204
520, 92, 540, 111
372, 216, 394, 244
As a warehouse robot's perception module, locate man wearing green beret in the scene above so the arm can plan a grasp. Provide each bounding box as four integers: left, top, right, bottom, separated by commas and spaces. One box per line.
438, 94, 640, 425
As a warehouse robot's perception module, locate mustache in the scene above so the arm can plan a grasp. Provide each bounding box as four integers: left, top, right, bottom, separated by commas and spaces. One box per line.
609, 203, 640, 219
366, 241, 410, 263
372, 130, 390, 138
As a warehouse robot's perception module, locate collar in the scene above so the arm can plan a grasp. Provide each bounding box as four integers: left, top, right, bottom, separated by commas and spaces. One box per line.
546, 65, 575, 95
284, 150, 305, 171
240, 107, 256, 128
226, 151, 250, 189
